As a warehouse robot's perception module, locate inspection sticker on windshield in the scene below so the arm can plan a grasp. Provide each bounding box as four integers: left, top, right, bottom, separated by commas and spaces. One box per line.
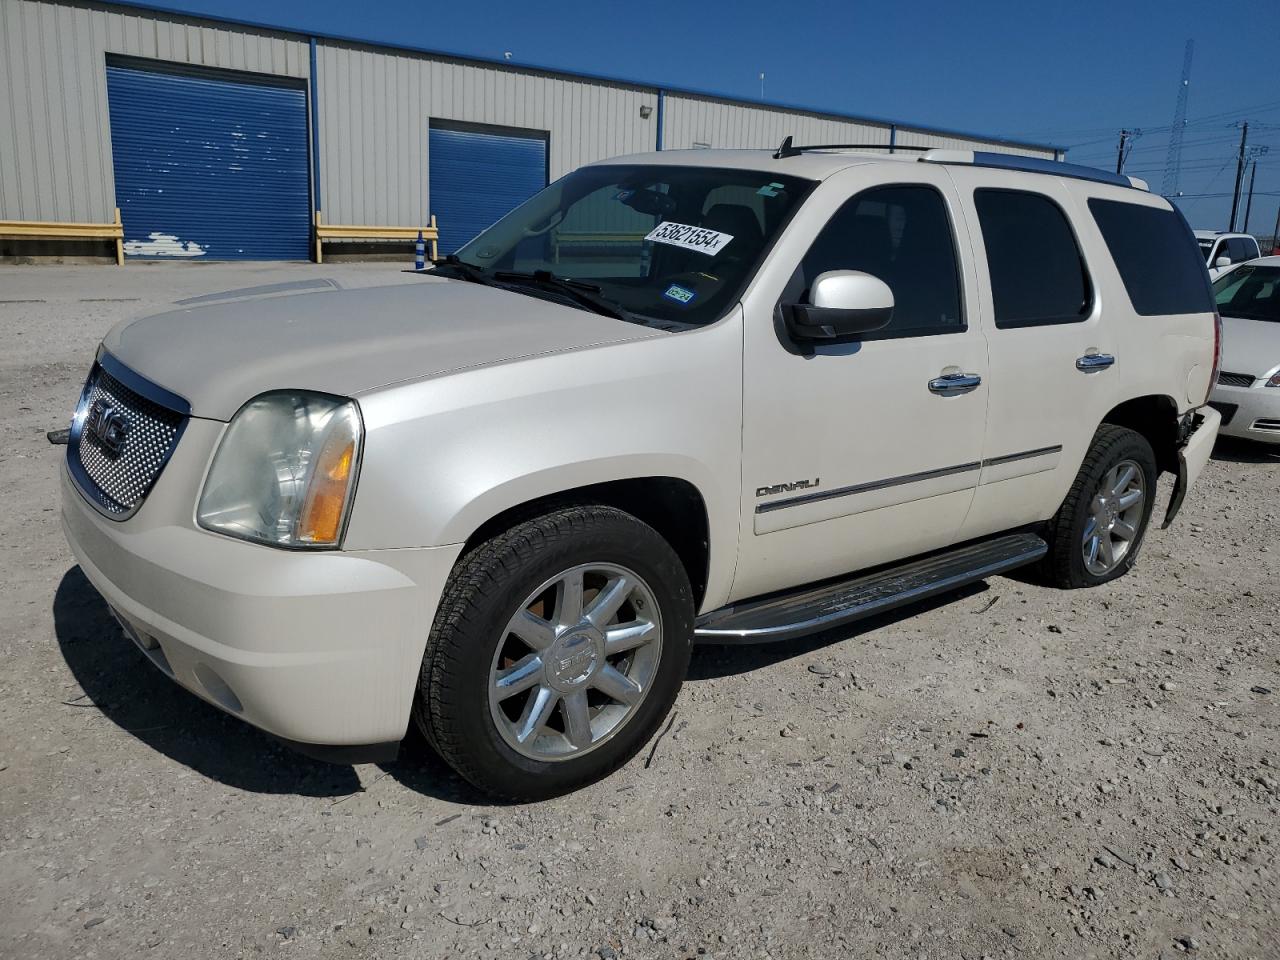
663, 283, 697, 305
644, 221, 734, 256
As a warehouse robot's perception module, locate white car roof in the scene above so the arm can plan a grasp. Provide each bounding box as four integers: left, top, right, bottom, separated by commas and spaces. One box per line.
591, 148, 1153, 194
1194, 230, 1255, 241
592, 148, 907, 179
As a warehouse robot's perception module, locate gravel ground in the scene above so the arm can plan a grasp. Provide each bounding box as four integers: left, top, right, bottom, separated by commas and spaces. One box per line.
1, 263, 1277, 960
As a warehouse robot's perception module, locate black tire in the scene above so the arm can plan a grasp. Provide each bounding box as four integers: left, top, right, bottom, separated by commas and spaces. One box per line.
1041, 425, 1158, 589
413, 504, 693, 800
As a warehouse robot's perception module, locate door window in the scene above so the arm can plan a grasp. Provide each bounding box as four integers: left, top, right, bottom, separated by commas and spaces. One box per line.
1228, 237, 1259, 263
792, 184, 964, 339
974, 189, 1092, 328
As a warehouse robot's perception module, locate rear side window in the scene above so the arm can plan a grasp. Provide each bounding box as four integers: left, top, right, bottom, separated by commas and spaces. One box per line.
974, 189, 1091, 328
1088, 198, 1214, 315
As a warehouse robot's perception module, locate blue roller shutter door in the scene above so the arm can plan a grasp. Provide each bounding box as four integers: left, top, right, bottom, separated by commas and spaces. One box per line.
106, 61, 311, 260
429, 125, 548, 256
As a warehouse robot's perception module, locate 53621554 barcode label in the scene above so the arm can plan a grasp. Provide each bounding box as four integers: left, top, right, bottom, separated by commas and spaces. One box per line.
644, 221, 734, 256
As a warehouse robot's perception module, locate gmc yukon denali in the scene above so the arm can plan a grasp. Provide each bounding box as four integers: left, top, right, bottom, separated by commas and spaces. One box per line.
61, 143, 1221, 799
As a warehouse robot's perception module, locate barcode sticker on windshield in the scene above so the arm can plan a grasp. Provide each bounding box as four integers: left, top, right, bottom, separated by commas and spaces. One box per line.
644, 221, 734, 256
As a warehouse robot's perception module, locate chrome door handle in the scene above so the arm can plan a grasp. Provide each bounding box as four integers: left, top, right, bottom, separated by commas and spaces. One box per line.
928, 372, 982, 395
1076, 353, 1115, 371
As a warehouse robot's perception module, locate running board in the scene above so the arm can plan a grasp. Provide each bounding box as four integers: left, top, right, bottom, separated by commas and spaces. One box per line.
694, 532, 1047, 644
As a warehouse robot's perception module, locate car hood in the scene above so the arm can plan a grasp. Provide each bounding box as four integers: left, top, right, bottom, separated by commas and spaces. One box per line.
1219, 313, 1280, 378
102, 276, 664, 420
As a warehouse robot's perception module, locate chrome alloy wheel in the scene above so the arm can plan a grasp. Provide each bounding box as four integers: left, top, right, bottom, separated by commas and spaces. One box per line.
1082, 459, 1145, 576
488, 563, 662, 762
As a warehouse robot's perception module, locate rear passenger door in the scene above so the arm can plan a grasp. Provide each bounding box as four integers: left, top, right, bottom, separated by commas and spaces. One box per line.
947, 172, 1120, 541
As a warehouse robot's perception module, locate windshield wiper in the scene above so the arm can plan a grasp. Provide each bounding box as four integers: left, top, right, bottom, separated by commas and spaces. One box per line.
493, 270, 640, 324
429, 255, 501, 287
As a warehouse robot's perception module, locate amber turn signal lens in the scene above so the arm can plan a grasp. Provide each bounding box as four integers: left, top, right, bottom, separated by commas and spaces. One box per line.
297, 435, 355, 544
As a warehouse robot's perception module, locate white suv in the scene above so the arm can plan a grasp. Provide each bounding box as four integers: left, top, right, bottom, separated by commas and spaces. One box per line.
1196, 230, 1261, 277
61, 143, 1221, 799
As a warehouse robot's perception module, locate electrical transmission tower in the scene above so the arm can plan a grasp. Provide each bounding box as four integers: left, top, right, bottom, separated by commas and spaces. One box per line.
1161, 40, 1194, 198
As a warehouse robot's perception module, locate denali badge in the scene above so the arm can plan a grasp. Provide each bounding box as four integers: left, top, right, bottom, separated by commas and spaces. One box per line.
85, 399, 129, 457
756, 478, 820, 497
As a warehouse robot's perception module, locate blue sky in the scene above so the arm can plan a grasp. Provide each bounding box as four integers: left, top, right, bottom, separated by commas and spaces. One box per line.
148, 0, 1280, 235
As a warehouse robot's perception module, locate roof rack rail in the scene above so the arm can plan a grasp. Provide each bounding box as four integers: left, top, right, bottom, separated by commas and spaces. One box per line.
919, 149, 1149, 191
773, 135, 931, 159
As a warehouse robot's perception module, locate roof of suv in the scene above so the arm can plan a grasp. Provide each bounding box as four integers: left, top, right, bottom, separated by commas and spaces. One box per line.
594, 148, 910, 178
593, 148, 1151, 192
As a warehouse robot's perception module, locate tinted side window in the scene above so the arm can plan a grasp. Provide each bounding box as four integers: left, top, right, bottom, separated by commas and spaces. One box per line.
1229, 237, 1258, 263
1087, 198, 1214, 316
796, 185, 964, 339
974, 189, 1091, 328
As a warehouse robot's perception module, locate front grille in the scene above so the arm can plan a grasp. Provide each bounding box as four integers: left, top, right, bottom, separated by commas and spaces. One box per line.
1254, 418, 1280, 432
1217, 371, 1255, 387
69, 359, 188, 518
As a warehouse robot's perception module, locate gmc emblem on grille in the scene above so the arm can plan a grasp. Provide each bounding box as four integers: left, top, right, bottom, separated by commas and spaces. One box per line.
85, 399, 128, 457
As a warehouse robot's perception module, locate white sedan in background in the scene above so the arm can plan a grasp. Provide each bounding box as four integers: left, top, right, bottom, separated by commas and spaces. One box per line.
1210, 256, 1280, 443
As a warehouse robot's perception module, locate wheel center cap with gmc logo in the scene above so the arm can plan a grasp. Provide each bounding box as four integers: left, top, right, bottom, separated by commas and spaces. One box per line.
545, 627, 603, 691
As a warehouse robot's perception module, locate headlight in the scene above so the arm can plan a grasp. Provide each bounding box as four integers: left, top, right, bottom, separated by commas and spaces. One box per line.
197, 392, 362, 548
1267, 371, 1280, 387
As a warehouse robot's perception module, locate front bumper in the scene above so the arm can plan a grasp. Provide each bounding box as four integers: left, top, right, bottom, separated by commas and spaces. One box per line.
1209, 381, 1280, 443
60, 457, 463, 753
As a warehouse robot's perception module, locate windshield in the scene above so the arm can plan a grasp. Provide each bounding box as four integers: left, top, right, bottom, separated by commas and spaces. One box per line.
1213, 264, 1280, 322
1198, 239, 1214, 263
443, 164, 815, 326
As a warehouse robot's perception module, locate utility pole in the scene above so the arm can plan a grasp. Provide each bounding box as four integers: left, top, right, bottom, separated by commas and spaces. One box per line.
1229, 122, 1249, 232
1243, 161, 1257, 234
1273, 204, 1280, 255
1161, 40, 1194, 198
1116, 129, 1132, 174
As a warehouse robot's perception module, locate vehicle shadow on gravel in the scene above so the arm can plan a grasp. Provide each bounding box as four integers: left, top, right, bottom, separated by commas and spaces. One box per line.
53, 566, 363, 798
687, 583, 987, 680
1211, 437, 1280, 464
55, 565, 514, 806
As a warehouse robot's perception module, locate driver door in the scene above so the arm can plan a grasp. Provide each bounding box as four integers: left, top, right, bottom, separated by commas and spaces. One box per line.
731, 166, 990, 601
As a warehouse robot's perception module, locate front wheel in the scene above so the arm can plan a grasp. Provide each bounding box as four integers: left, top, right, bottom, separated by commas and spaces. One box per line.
414, 505, 693, 800
1042, 425, 1158, 589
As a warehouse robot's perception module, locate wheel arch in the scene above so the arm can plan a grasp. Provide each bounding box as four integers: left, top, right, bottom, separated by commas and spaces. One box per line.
1101, 394, 1181, 475
460, 476, 714, 611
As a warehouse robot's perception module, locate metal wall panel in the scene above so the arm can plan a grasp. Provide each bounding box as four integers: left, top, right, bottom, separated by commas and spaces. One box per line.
0, 0, 308, 223
894, 127, 1054, 160
315, 43, 659, 227
2, 0, 1061, 232
662, 94, 891, 152
106, 61, 311, 259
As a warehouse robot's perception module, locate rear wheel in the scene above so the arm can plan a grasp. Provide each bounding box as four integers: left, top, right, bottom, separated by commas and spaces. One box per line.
414, 505, 693, 800
1042, 425, 1158, 589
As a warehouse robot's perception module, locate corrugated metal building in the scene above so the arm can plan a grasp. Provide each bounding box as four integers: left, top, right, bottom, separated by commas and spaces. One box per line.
0, 0, 1062, 261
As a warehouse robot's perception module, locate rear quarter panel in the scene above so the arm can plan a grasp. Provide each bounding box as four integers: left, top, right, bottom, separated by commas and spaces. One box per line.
1071, 182, 1216, 416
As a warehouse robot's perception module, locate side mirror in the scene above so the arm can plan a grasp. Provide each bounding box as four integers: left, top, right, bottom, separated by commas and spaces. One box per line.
1215, 256, 1232, 269
785, 270, 894, 341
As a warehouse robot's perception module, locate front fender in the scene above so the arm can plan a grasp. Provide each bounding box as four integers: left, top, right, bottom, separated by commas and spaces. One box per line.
343, 313, 745, 610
